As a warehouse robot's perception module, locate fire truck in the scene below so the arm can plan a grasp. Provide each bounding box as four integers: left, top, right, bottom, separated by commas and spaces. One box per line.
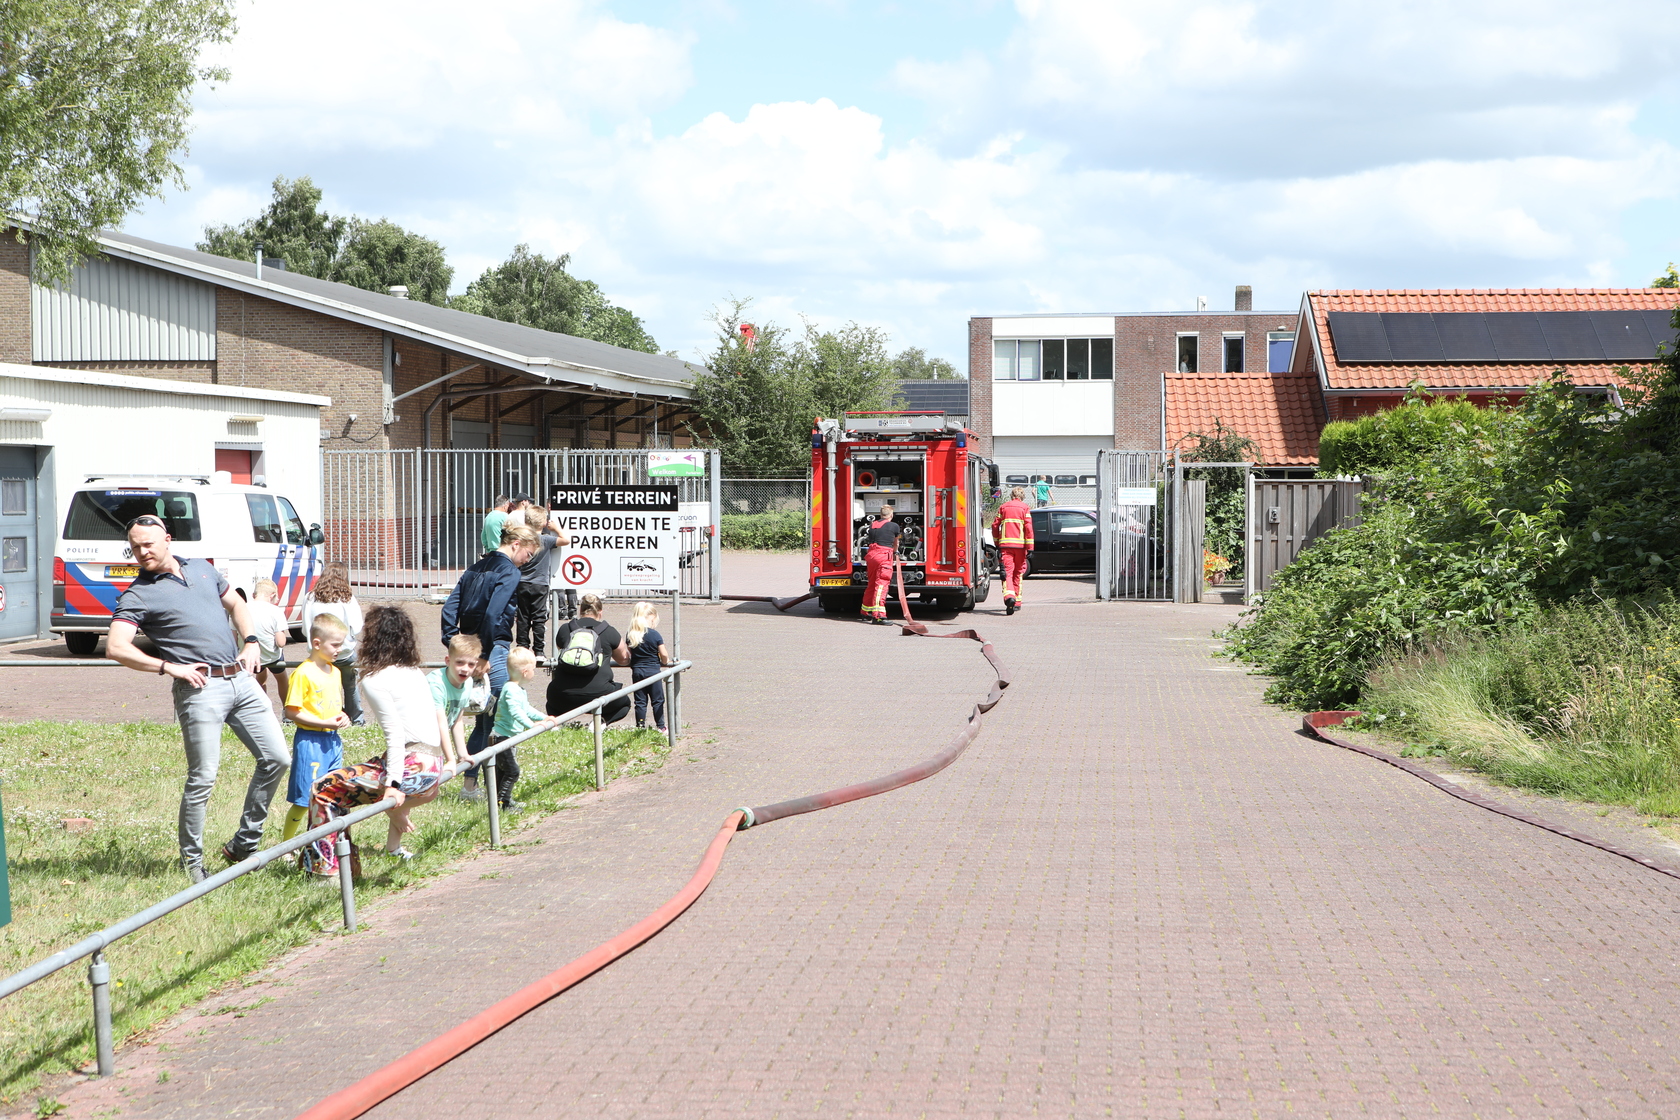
808, 412, 999, 614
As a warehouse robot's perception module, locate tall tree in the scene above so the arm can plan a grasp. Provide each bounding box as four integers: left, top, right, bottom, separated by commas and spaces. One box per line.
688, 299, 903, 475
1, 0, 236, 281
892, 346, 961, 379
449, 244, 658, 352
199, 176, 452, 303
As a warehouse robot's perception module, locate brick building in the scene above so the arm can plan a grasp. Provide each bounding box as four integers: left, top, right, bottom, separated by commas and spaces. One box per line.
2, 227, 705, 568
968, 287, 1313, 482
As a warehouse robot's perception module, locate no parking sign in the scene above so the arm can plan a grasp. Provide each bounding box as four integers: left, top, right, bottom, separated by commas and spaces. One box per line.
550, 484, 680, 592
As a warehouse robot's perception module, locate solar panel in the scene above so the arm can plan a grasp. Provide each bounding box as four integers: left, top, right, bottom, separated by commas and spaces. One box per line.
1325, 312, 1391, 361
1379, 313, 1444, 361
1589, 311, 1657, 361
1483, 313, 1551, 361
1534, 311, 1604, 360
1431, 313, 1499, 360
1644, 309, 1680, 355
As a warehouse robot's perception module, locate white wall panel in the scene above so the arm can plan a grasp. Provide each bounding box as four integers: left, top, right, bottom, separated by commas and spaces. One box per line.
992, 316, 1115, 338
32, 254, 216, 361
993, 380, 1113, 436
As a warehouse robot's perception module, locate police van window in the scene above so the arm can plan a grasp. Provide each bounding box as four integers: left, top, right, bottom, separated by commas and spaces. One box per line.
64, 491, 203, 541
276, 496, 308, 545
246, 494, 283, 543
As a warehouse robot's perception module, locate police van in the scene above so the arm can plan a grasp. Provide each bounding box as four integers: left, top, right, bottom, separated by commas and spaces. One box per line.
52, 474, 325, 655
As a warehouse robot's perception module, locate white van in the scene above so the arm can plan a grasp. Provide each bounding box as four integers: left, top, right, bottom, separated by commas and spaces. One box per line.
52, 474, 325, 655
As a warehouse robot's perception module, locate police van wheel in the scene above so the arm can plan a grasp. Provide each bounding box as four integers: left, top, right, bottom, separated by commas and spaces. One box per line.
65, 632, 99, 656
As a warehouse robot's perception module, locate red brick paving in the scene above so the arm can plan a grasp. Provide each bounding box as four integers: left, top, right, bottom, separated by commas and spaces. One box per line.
24, 554, 1680, 1118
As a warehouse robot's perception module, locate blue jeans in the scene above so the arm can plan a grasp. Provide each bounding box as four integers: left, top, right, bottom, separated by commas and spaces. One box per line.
173, 673, 289, 869
466, 641, 510, 779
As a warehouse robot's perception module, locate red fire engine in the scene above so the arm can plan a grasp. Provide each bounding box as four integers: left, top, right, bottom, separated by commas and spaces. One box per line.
809, 412, 999, 613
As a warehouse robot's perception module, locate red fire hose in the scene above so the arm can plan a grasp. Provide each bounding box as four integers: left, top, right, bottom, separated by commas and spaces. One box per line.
295, 588, 1009, 1120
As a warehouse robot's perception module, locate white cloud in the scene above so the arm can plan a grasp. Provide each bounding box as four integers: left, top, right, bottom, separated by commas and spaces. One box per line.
122, 0, 1680, 366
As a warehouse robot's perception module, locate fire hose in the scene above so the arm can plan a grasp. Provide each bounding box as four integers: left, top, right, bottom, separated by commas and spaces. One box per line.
296, 579, 1007, 1120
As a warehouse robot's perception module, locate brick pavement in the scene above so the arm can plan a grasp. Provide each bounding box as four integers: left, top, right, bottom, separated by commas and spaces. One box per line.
25, 555, 1680, 1118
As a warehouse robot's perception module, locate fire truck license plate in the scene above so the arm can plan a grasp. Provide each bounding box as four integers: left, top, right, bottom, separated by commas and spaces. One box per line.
818, 578, 851, 586
105, 565, 139, 579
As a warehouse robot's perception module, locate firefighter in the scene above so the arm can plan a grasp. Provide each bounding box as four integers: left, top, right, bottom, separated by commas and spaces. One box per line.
992, 487, 1034, 615
860, 504, 901, 625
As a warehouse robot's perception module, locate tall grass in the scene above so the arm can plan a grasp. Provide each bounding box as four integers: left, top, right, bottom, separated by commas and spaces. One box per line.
0, 718, 669, 1104
1363, 597, 1680, 816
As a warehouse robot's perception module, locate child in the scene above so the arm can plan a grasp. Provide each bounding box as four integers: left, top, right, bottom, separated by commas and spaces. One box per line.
304, 561, 366, 726
428, 633, 492, 800
250, 578, 290, 705
625, 601, 673, 733
489, 646, 555, 813
281, 614, 351, 841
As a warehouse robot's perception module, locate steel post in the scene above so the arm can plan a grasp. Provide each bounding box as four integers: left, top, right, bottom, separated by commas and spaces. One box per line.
669, 672, 681, 744
708, 450, 722, 601
336, 835, 357, 932
593, 712, 605, 791
485, 751, 502, 848
88, 950, 113, 1076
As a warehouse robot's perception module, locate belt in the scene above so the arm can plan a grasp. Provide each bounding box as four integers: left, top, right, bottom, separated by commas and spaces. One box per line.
204, 663, 245, 678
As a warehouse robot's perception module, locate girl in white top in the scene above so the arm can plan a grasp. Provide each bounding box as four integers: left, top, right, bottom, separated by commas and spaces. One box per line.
351, 605, 465, 857
304, 562, 366, 725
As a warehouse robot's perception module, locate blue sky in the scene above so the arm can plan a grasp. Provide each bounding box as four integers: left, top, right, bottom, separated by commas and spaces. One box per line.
125, 0, 1680, 367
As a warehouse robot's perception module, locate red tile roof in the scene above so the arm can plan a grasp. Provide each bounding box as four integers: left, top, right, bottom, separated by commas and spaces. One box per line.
1165, 369, 1325, 465
1308, 288, 1680, 390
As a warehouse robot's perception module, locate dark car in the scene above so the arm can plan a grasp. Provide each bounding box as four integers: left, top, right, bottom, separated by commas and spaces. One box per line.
1028, 507, 1098, 574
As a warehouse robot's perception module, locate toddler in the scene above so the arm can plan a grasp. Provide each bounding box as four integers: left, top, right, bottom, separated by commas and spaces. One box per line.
281, 614, 351, 841
490, 646, 555, 813
625, 601, 672, 732
250, 578, 290, 705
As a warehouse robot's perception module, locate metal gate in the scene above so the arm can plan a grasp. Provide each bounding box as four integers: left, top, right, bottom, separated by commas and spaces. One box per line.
1246, 478, 1362, 597
321, 449, 721, 599
1094, 450, 1170, 600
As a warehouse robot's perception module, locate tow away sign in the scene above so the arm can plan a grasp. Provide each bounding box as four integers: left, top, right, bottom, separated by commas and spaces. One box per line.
550, 485, 680, 591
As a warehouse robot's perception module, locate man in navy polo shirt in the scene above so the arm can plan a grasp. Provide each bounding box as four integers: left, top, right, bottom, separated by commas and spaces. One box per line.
106, 515, 289, 882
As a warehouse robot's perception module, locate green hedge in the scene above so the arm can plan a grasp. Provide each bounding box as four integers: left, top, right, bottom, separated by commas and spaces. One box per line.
720, 509, 808, 550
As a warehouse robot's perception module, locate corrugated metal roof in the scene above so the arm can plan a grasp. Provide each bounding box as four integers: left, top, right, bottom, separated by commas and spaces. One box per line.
94, 231, 704, 399
33, 252, 216, 362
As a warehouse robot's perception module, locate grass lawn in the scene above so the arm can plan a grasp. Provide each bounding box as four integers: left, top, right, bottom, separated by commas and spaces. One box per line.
0, 717, 669, 1106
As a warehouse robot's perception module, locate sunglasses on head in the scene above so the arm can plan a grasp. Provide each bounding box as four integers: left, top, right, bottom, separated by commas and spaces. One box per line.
126, 515, 167, 531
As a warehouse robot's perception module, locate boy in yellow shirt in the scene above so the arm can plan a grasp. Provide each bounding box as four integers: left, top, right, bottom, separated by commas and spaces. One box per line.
281, 614, 351, 840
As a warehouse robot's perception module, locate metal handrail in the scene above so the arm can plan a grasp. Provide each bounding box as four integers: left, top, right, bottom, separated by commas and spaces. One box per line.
0, 658, 691, 1076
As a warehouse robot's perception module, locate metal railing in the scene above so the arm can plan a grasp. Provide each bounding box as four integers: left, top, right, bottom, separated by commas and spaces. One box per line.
0, 659, 691, 1077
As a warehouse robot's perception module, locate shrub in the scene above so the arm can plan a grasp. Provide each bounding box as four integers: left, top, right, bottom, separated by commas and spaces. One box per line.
1317, 391, 1509, 477
719, 510, 807, 550
1363, 598, 1680, 815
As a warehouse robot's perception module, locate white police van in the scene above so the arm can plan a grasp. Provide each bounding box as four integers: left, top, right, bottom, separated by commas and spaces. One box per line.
52, 474, 325, 655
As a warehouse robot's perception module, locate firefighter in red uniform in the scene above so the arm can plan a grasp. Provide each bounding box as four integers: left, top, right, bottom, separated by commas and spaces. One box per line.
860, 504, 901, 625
991, 486, 1034, 615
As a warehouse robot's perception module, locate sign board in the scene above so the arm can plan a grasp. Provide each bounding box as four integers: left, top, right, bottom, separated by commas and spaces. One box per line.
1113, 487, 1158, 506
550, 485, 680, 591
648, 451, 705, 478
676, 501, 711, 531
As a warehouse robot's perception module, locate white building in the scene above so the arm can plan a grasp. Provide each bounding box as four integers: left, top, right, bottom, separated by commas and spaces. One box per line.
0, 363, 327, 641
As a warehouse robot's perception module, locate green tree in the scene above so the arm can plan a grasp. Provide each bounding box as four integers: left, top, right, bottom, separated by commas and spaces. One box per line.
199, 175, 344, 279
199, 176, 453, 303
688, 299, 903, 475
450, 244, 658, 352
1182, 419, 1259, 580
1, 0, 236, 281
1653, 263, 1679, 289
892, 346, 960, 379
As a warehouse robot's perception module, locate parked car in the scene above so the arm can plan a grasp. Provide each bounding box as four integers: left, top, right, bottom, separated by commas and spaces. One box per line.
53, 474, 325, 655
1027, 507, 1099, 573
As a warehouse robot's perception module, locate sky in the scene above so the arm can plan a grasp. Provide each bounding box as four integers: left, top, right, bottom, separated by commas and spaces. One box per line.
123, 0, 1680, 369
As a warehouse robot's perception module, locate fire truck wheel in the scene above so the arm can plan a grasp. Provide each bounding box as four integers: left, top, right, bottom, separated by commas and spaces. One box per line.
818, 593, 861, 615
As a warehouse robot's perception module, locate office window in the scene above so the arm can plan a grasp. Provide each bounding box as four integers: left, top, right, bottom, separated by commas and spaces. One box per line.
1018, 340, 1040, 380
1177, 334, 1198, 373
1091, 338, 1113, 379
1267, 331, 1296, 373
1042, 339, 1065, 380
1223, 333, 1244, 373
1065, 338, 1089, 379
993, 339, 1018, 380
